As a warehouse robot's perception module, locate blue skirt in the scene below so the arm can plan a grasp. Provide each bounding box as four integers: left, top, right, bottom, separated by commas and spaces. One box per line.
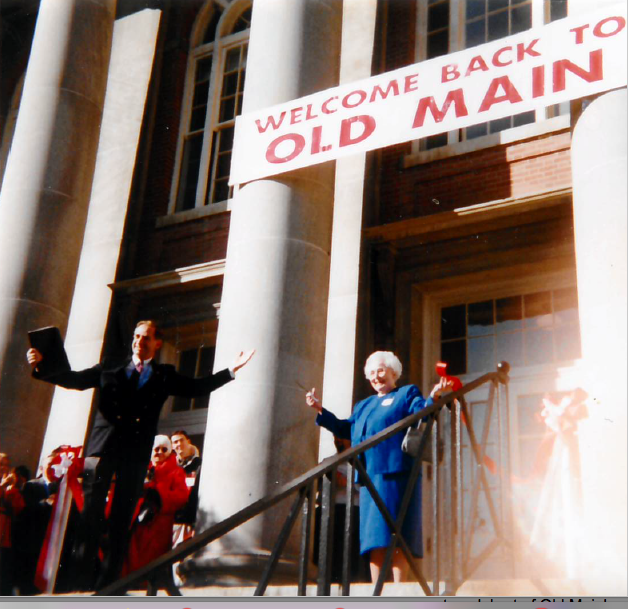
359, 470, 422, 557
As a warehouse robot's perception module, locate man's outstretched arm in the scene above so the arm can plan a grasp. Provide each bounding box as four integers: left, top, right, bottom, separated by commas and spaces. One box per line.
27, 347, 101, 390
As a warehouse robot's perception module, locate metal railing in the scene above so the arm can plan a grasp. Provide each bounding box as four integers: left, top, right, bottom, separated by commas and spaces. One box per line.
96, 362, 510, 597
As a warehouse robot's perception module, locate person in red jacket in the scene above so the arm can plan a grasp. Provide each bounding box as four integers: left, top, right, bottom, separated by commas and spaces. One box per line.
1, 456, 26, 595
123, 435, 189, 578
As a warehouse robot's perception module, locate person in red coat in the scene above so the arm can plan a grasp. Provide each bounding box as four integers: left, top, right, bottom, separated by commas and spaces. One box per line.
124, 435, 189, 577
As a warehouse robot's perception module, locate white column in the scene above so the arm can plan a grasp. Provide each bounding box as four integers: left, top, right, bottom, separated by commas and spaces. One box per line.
571, 88, 627, 595
319, 0, 379, 459
0, 0, 115, 472
180, 0, 342, 585
39, 9, 162, 461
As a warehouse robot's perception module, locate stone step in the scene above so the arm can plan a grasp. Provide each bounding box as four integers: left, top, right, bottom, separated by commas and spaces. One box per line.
45, 578, 581, 597
119, 578, 580, 597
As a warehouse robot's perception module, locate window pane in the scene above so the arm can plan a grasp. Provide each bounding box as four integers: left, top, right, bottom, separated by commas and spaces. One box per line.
425, 132, 448, 149
175, 135, 203, 211
190, 106, 207, 132
513, 110, 535, 127
468, 335, 494, 373
466, 19, 486, 47
466, 121, 488, 139
550, 0, 568, 21
225, 47, 241, 72
230, 7, 252, 34
198, 345, 216, 374
555, 325, 581, 361
220, 125, 235, 151
496, 296, 522, 332
219, 95, 236, 122
489, 115, 513, 134
428, 29, 450, 59
217, 151, 232, 179
468, 300, 494, 336
193, 346, 216, 409
441, 304, 466, 340
488, 10, 508, 41
442, 339, 466, 375
524, 291, 552, 328
223, 71, 239, 96
196, 56, 213, 83
192, 80, 210, 107
496, 331, 524, 368
511, 4, 531, 34
524, 328, 554, 364
203, 8, 223, 44
172, 349, 197, 412
213, 178, 230, 203
466, 0, 486, 20
428, 1, 449, 31
488, 0, 509, 11
553, 287, 579, 325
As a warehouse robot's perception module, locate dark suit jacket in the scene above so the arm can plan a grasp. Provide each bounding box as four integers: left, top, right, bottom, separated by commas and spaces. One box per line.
34, 361, 232, 459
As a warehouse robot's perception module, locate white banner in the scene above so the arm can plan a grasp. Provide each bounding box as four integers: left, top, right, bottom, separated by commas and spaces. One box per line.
230, 3, 627, 185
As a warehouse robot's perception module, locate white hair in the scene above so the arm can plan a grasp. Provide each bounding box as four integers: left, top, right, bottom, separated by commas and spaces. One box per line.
153, 434, 172, 454
364, 351, 402, 381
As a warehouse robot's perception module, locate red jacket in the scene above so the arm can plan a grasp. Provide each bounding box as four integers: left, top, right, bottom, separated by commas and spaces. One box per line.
0, 485, 25, 548
124, 454, 189, 575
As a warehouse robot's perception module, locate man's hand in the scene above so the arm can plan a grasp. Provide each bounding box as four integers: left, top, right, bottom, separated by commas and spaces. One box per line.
232, 349, 255, 374
306, 388, 323, 414
27, 348, 43, 368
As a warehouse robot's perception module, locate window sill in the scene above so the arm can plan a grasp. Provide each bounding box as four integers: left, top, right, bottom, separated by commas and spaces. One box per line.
403, 115, 571, 169
156, 199, 233, 228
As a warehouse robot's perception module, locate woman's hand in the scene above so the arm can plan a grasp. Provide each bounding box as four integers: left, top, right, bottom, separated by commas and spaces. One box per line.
305, 387, 322, 414
430, 376, 455, 399
27, 347, 43, 368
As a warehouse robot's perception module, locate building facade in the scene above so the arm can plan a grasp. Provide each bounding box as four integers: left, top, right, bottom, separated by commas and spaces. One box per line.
0, 0, 625, 596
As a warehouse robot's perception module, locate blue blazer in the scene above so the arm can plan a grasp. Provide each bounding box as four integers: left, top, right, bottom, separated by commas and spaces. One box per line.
316, 384, 432, 475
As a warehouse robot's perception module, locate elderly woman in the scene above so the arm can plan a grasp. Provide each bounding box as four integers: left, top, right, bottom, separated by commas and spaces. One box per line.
123, 435, 189, 577
306, 351, 450, 583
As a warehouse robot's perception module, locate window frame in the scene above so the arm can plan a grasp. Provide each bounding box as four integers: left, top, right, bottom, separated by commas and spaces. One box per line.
411, 0, 569, 156
168, 0, 252, 216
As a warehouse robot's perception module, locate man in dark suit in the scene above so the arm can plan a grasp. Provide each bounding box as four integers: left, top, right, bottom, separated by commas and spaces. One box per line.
27, 320, 254, 590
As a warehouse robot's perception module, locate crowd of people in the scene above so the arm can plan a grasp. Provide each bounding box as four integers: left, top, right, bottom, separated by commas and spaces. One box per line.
0, 317, 454, 595
0, 428, 206, 596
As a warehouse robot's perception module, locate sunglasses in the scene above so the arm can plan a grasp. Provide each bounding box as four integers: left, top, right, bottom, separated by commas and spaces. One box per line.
153, 446, 169, 453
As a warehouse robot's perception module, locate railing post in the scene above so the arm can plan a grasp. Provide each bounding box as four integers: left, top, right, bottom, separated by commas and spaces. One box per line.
432, 415, 440, 596
298, 479, 318, 596
453, 398, 463, 592
317, 470, 337, 595
340, 460, 355, 596
442, 397, 460, 595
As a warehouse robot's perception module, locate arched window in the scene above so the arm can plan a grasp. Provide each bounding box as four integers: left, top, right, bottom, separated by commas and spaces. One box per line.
170, 0, 252, 213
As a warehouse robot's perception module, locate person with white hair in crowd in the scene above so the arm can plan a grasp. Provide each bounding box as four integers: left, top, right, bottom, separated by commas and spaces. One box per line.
306, 351, 452, 583
123, 435, 188, 579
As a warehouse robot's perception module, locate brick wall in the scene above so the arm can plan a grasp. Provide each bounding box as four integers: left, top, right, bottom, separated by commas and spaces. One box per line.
377, 130, 573, 225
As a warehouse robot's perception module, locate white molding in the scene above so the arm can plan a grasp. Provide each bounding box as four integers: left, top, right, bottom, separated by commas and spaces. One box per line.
110, 260, 226, 294
157, 198, 231, 227
363, 186, 572, 243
